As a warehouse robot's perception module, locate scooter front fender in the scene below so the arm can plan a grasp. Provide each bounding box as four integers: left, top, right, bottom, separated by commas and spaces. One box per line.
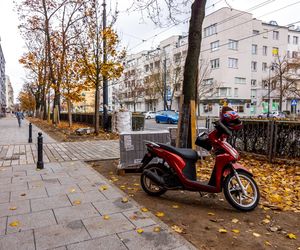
223, 162, 253, 177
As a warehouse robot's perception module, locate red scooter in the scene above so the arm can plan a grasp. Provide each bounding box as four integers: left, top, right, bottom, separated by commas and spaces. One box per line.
140, 120, 260, 211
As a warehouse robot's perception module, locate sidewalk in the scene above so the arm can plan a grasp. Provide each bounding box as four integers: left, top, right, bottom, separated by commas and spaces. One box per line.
0, 117, 195, 250
0, 116, 55, 145
0, 117, 119, 167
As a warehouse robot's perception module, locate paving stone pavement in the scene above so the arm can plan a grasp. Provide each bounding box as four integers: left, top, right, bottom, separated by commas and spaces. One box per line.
0, 117, 196, 249
0, 161, 195, 250
0, 117, 120, 166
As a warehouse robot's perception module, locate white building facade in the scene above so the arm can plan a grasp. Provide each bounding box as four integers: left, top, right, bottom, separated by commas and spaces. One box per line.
0, 40, 5, 116
118, 7, 300, 116
5, 75, 14, 112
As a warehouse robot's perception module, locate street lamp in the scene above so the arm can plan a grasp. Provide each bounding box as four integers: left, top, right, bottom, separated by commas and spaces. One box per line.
267, 64, 274, 118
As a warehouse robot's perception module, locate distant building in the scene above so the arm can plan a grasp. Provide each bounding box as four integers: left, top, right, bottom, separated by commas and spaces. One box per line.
5, 75, 14, 113
0, 38, 5, 116
119, 7, 300, 116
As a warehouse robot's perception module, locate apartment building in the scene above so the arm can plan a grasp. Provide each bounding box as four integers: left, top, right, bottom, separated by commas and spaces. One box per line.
118, 36, 186, 112
119, 7, 300, 116
0, 39, 5, 116
5, 75, 14, 113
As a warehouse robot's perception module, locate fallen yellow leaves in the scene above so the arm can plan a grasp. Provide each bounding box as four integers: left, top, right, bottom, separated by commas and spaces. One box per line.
73, 200, 81, 205
253, 232, 261, 237
172, 225, 184, 233
9, 221, 20, 227
218, 228, 227, 233
200, 156, 300, 212
155, 212, 165, 217
99, 185, 108, 191
207, 212, 215, 216
140, 207, 149, 212
9, 207, 17, 211
286, 233, 297, 239
153, 226, 161, 232
262, 218, 270, 224
231, 218, 239, 223
136, 228, 144, 234
69, 188, 76, 193
103, 215, 110, 220
121, 197, 129, 203
231, 229, 240, 234
265, 241, 272, 246
172, 205, 179, 209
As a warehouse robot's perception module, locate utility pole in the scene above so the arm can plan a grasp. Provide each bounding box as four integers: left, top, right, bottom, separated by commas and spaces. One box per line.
163, 57, 167, 111
268, 64, 274, 118
102, 0, 108, 130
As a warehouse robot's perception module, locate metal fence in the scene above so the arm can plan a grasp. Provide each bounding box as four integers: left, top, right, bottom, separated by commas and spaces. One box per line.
59, 113, 144, 131
221, 119, 300, 161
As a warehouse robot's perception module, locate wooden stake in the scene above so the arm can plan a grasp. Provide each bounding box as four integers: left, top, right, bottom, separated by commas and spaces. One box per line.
176, 95, 184, 147
190, 100, 197, 150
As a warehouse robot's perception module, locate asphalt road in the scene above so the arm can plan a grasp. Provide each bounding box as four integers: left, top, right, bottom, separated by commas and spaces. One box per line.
144, 118, 207, 130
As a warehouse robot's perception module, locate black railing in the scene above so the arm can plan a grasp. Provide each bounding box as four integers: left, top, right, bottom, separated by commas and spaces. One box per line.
225, 119, 300, 161
58, 113, 144, 131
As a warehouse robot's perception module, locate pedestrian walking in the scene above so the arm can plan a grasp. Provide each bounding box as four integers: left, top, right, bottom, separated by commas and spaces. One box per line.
15, 110, 24, 127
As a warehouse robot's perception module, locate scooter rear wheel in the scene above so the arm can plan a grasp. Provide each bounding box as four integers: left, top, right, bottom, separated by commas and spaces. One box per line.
223, 170, 260, 211
141, 164, 167, 196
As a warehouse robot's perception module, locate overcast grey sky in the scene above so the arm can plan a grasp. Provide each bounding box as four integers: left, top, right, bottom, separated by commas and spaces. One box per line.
0, 0, 299, 101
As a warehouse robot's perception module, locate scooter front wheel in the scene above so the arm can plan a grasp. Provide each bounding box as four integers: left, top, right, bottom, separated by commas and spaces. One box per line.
223, 170, 260, 211
141, 164, 167, 196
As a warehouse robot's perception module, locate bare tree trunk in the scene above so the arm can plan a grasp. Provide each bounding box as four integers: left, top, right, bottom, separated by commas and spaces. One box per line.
178, 0, 206, 148
94, 85, 100, 135
67, 99, 72, 127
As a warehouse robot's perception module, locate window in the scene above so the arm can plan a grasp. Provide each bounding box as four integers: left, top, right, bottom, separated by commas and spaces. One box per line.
219, 87, 231, 97
251, 79, 257, 86
174, 53, 181, 63
273, 31, 279, 40
263, 46, 267, 56
272, 47, 279, 56
235, 77, 246, 84
262, 80, 268, 89
293, 36, 299, 45
203, 104, 213, 113
204, 24, 217, 37
251, 89, 257, 98
288, 35, 290, 44
262, 62, 268, 72
252, 44, 257, 55
251, 61, 257, 72
263, 29, 268, 38
210, 58, 220, 69
210, 40, 219, 51
234, 88, 238, 97
144, 65, 149, 72
228, 58, 238, 68
228, 39, 238, 50
236, 105, 244, 113
287, 50, 290, 58
253, 30, 259, 35
203, 78, 214, 85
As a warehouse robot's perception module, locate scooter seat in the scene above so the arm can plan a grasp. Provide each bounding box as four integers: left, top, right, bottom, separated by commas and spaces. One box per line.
157, 143, 198, 161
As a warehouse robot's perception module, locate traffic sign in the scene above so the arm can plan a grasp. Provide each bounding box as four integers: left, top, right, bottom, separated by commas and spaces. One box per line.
291, 99, 297, 106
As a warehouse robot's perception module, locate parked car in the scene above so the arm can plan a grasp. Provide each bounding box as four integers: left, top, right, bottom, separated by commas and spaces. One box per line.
155, 110, 179, 124
257, 111, 286, 119
144, 111, 156, 119
272, 111, 286, 118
